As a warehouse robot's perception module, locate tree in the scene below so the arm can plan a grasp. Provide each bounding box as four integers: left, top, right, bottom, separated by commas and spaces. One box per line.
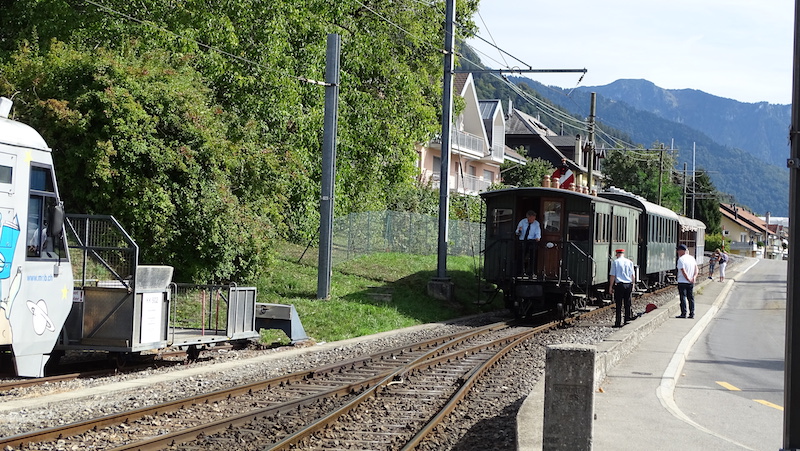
601, 146, 682, 212
0, 0, 481, 282
692, 169, 722, 234
499, 154, 555, 188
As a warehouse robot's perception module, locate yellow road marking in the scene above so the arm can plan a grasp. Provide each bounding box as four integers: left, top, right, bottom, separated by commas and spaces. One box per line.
754, 399, 784, 411
716, 381, 741, 391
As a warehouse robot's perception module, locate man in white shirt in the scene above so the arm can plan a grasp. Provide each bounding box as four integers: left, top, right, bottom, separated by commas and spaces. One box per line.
515, 210, 541, 278
609, 248, 636, 327
676, 244, 698, 318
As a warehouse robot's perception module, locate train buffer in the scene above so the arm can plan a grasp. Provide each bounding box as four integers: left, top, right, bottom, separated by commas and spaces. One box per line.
255, 303, 310, 344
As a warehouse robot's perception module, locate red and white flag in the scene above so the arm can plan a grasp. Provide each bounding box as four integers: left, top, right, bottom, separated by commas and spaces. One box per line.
551, 167, 574, 189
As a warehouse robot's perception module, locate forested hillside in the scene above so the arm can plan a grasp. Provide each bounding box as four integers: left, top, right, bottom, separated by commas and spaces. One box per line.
504, 77, 789, 216
0, 0, 480, 282
576, 79, 791, 169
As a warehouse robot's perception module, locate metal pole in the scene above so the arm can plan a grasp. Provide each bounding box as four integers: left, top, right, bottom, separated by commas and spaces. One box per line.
682, 163, 687, 216
784, 0, 800, 446
658, 148, 664, 205
692, 142, 696, 218
317, 34, 341, 300
587, 93, 596, 192
435, 0, 456, 280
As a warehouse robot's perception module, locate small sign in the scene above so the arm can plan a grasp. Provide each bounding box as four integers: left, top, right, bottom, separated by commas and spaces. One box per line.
140, 292, 163, 343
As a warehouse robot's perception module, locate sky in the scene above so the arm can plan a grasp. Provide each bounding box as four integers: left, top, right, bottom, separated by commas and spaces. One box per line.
467, 0, 795, 105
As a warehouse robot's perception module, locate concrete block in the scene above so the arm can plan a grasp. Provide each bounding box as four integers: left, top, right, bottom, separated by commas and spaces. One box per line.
542, 343, 596, 450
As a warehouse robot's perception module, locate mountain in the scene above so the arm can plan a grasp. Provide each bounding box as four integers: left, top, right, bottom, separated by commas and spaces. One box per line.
575, 79, 791, 169
504, 77, 790, 217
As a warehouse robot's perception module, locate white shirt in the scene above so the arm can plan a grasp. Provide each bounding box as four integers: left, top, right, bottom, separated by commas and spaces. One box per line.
677, 253, 698, 284
516, 218, 541, 241
609, 255, 635, 284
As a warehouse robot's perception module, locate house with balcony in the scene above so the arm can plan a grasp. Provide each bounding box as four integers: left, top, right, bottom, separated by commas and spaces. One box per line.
418, 73, 525, 195
719, 203, 779, 258
504, 106, 602, 191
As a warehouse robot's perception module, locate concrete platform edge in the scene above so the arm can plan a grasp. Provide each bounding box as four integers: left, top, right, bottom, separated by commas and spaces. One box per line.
516, 278, 734, 450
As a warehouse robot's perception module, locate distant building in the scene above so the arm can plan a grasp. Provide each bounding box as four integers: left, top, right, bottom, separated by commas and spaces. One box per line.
504, 105, 602, 191
720, 204, 782, 258
417, 73, 524, 195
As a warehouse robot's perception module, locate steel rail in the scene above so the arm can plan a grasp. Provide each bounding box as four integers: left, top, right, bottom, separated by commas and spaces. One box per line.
0, 322, 508, 449
264, 324, 533, 450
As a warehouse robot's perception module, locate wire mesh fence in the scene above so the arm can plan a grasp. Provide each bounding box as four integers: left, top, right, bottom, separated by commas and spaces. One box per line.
328, 211, 484, 265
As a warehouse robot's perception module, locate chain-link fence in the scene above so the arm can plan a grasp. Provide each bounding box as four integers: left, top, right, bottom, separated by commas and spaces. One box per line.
329, 211, 484, 265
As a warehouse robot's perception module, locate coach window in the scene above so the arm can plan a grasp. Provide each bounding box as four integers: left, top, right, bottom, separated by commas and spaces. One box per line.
27, 166, 65, 260
491, 208, 513, 237
568, 212, 590, 242
542, 200, 562, 232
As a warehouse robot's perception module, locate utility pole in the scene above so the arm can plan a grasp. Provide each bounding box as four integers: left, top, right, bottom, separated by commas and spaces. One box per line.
691, 142, 696, 218
428, 2, 586, 300
682, 163, 687, 216
428, 0, 457, 301
317, 34, 341, 300
658, 145, 665, 205
587, 92, 596, 192
785, 0, 800, 439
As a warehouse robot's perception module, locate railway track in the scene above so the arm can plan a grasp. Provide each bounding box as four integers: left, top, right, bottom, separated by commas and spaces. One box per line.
0, 286, 683, 451
0, 302, 619, 450
0, 321, 517, 450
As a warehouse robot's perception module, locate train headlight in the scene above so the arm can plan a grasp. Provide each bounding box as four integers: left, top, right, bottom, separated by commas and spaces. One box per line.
546, 242, 555, 249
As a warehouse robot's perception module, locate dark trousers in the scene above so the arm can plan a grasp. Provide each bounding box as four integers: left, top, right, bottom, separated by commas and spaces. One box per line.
614, 282, 633, 325
677, 282, 695, 316
518, 240, 537, 276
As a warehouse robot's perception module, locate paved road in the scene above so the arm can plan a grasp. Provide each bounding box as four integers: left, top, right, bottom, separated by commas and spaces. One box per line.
675, 258, 786, 450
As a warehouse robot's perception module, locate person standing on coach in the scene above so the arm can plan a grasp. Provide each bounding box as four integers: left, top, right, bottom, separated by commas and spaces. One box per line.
516, 210, 541, 278
609, 248, 636, 327
676, 244, 698, 319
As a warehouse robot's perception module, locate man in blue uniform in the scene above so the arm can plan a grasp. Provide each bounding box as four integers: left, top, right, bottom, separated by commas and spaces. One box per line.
609, 248, 636, 327
515, 210, 541, 278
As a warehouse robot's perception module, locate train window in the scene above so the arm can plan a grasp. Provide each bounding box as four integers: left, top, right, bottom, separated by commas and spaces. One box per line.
613, 216, 627, 242
490, 208, 514, 237
27, 166, 65, 260
0, 152, 15, 194
568, 212, 590, 241
542, 200, 562, 232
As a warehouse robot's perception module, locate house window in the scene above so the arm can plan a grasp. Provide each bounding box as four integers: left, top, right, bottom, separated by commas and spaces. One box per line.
483, 169, 494, 183
432, 156, 441, 175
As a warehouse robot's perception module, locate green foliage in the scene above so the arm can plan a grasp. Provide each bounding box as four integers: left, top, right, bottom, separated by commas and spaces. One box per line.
601, 146, 683, 211
1, 41, 275, 282
0, 0, 481, 282
499, 155, 555, 188
705, 233, 727, 253
693, 170, 722, 233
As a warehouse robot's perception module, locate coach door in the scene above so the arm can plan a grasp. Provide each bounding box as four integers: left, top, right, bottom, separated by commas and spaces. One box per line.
540, 198, 563, 278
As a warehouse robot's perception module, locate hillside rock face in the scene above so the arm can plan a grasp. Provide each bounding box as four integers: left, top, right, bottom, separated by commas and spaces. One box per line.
505, 76, 789, 216
577, 79, 791, 168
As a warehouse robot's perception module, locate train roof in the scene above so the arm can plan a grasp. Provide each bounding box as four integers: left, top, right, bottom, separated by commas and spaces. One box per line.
677, 215, 706, 232
599, 188, 679, 220
480, 186, 642, 211
0, 115, 50, 151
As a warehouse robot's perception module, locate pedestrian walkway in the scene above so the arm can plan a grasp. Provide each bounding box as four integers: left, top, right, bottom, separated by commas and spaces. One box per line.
517, 259, 756, 450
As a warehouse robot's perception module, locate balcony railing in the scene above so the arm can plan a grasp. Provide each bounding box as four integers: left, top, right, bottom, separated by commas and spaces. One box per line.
430, 130, 487, 156
424, 172, 490, 194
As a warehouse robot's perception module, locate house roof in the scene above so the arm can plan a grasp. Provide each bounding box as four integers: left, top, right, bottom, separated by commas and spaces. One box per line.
720, 203, 774, 237
454, 73, 469, 96
504, 146, 526, 164
505, 109, 556, 136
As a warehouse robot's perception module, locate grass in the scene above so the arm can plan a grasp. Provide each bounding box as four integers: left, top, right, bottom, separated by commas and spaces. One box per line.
255, 242, 503, 344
